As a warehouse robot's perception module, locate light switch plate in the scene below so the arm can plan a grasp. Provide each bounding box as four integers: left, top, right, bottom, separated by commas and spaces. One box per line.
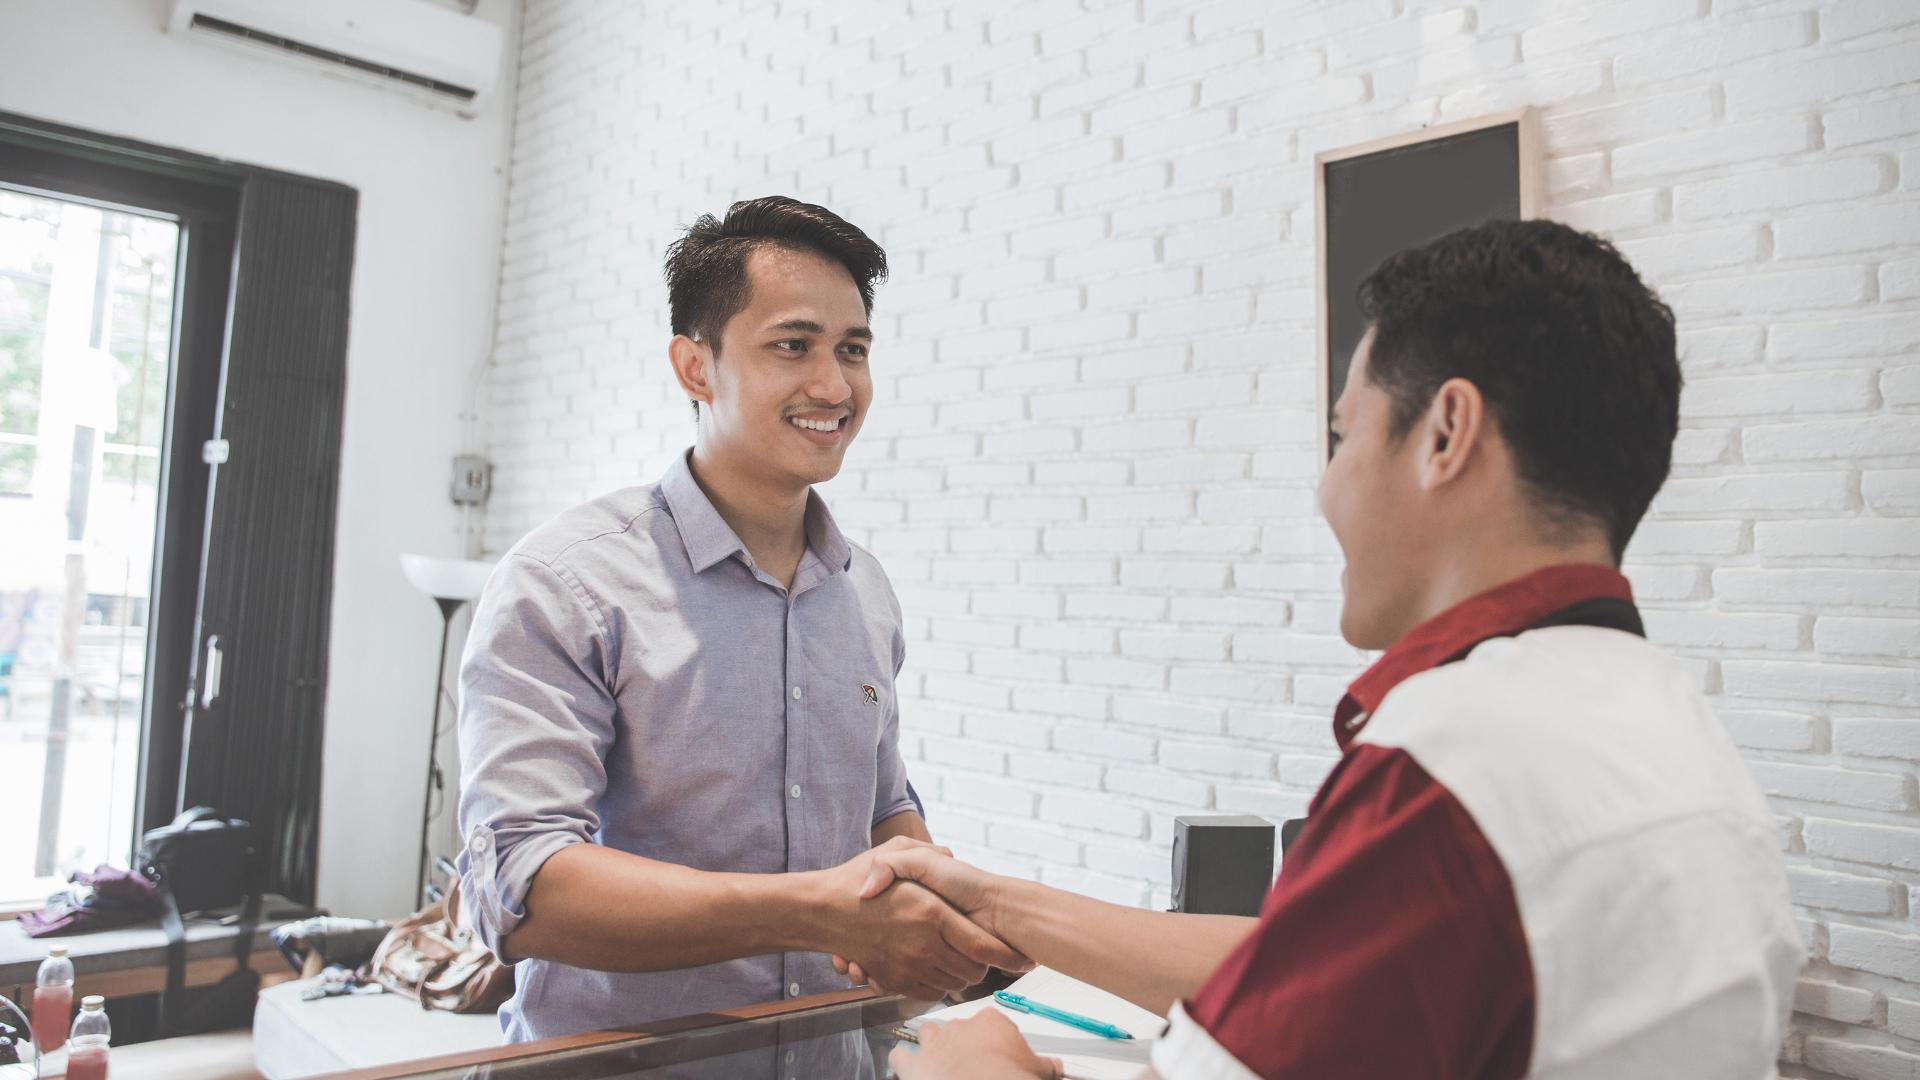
450, 453, 491, 506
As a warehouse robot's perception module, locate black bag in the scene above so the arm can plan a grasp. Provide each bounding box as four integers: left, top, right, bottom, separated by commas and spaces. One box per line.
138, 807, 254, 914
137, 807, 263, 1035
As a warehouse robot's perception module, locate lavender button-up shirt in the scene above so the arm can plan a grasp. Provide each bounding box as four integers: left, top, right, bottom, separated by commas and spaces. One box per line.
455, 451, 914, 1058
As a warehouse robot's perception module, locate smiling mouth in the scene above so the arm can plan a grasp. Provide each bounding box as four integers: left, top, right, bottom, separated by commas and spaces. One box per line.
789, 415, 848, 433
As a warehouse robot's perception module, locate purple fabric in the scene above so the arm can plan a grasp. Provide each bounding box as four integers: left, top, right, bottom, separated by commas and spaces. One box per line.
18, 865, 163, 937
457, 451, 911, 1070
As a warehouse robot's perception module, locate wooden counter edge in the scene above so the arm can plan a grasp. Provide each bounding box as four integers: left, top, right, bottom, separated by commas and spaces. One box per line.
313, 986, 897, 1079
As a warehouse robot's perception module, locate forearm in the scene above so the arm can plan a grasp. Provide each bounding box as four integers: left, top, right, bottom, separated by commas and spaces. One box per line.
872, 810, 932, 846
991, 878, 1256, 1016
502, 843, 832, 971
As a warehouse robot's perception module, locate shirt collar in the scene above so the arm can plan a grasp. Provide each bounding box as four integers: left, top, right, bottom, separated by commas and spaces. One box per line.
657, 450, 853, 577
1333, 563, 1636, 749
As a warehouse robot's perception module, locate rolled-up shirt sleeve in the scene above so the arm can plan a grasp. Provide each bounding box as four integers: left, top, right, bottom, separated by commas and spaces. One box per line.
870, 592, 915, 829
455, 553, 618, 957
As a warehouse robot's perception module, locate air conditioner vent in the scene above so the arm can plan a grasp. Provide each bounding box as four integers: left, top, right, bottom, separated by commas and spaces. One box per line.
186, 13, 477, 102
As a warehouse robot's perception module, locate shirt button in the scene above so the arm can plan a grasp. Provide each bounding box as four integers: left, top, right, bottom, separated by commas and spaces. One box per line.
788, 982, 801, 997
468, 833, 487, 853
790, 785, 802, 799
785, 1051, 796, 1065
791, 686, 803, 701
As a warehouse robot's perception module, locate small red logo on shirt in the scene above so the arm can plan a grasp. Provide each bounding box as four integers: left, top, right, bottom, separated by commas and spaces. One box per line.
862, 684, 879, 705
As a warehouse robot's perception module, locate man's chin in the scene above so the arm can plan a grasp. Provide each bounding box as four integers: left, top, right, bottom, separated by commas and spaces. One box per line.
790, 454, 847, 487
1338, 606, 1393, 653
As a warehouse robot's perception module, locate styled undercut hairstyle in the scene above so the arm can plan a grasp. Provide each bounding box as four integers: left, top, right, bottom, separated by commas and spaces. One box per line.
1357, 218, 1681, 562
663, 196, 888, 419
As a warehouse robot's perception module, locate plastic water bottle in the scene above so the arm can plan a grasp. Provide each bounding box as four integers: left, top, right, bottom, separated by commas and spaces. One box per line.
32, 946, 74, 1055
65, 997, 110, 1080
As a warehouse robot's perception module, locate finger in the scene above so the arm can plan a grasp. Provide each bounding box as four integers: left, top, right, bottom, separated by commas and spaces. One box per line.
831, 954, 849, 976
978, 1009, 1020, 1034
939, 907, 1029, 971
1043, 1055, 1066, 1079
888, 1045, 919, 1078
860, 871, 895, 898
848, 961, 870, 986
926, 946, 986, 992
860, 847, 943, 899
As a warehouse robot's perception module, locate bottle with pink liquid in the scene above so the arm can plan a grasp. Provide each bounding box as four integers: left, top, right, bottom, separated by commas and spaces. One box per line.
32, 946, 74, 1056
65, 997, 110, 1080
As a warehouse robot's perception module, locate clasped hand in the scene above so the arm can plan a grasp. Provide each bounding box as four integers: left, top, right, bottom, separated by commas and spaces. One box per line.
832, 843, 1067, 1080
822, 837, 1025, 1002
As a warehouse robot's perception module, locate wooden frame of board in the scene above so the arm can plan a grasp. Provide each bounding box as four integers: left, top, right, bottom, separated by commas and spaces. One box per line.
1313, 106, 1543, 464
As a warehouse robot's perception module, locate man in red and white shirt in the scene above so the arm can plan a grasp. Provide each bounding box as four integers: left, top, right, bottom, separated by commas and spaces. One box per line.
876, 220, 1801, 1079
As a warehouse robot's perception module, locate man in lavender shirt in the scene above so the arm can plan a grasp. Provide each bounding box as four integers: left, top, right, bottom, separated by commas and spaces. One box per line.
455, 198, 1020, 1063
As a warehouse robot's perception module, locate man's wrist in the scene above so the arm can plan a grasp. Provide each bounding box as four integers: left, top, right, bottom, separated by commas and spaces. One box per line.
778, 868, 841, 955
980, 871, 1024, 943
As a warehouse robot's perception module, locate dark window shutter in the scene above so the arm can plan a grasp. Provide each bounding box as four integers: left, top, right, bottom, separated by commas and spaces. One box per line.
182, 174, 356, 903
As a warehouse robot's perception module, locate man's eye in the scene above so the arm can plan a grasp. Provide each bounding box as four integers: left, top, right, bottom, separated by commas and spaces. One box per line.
842, 344, 869, 361
1328, 430, 1343, 452
775, 340, 806, 353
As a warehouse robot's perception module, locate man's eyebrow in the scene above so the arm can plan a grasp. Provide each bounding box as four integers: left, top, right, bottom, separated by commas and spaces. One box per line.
767, 319, 872, 340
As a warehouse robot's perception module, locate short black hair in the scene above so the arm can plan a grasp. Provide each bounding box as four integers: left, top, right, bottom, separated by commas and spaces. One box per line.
1357, 218, 1680, 562
664, 194, 886, 354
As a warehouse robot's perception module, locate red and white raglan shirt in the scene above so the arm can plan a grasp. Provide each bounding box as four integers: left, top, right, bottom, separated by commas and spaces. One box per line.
1152, 565, 1803, 1079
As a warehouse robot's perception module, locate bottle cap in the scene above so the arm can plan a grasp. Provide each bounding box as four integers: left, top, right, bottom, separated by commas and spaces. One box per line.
81, 996, 105, 1010
48, 946, 68, 958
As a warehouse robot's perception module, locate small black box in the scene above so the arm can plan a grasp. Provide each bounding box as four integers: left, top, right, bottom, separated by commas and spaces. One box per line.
1171, 815, 1275, 916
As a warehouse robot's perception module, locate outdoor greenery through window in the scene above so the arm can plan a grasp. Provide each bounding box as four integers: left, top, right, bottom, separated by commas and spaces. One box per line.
0, 186, 177, 906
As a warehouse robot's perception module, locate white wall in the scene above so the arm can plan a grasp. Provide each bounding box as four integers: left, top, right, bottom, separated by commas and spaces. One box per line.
486, 1, 1920, 1074
0, 0, 521, 919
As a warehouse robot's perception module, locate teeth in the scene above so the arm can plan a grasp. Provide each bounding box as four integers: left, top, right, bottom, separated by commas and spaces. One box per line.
791, 417, 840, 432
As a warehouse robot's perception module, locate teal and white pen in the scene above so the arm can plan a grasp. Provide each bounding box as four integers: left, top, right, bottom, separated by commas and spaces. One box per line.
993, 991, 1134, 1040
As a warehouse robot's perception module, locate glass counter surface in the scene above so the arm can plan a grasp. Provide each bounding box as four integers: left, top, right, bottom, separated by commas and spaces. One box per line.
322, 988, 931, 1080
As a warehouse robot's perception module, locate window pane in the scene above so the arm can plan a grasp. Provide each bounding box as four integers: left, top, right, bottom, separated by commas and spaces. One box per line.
0, 188, 178, 905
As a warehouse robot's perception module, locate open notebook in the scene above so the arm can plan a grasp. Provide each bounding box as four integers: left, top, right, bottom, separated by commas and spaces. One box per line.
901, 967, 1168, 1080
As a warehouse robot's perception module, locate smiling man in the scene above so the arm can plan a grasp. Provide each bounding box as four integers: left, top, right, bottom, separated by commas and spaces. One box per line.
454, 197, 1020, 1064
872, 220, 1801, 1080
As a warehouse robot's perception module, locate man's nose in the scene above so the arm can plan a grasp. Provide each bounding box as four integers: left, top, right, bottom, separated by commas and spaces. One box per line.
806, 352, 852, 406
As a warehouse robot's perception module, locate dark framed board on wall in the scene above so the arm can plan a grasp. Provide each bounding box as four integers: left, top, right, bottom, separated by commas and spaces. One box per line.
1315, 107, 1542, 463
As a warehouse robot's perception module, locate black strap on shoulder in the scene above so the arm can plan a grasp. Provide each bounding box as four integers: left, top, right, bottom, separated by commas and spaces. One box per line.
1441, 595, 1646, 667
1530, 596, 1645, 638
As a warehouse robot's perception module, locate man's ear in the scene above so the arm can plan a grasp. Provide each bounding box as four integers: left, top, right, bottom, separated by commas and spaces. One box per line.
669, 334, 714, 410
1417, 377, 1486, 490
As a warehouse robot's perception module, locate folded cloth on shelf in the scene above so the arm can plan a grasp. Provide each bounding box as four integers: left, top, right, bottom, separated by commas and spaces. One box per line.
18, 864, 164, 937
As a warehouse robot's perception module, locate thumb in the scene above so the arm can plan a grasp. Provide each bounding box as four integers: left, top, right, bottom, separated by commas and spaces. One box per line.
861, 846, 950, 900
860, 853, 908, 899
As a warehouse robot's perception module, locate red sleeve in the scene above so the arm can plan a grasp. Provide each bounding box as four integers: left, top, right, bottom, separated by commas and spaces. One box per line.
1186, 744, 1535, 1079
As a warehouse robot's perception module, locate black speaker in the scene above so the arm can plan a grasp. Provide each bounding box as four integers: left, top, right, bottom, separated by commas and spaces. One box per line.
1171, 815, 1275, 916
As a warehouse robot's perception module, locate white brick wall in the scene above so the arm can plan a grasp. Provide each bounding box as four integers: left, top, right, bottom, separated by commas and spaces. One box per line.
483, 1, 1920, 1073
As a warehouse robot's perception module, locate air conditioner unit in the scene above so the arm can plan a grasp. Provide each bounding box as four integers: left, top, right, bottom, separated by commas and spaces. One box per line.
166, 0, 504, 116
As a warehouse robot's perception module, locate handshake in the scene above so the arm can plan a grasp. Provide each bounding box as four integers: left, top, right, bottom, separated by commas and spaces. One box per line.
813, 837, 1019, 1002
